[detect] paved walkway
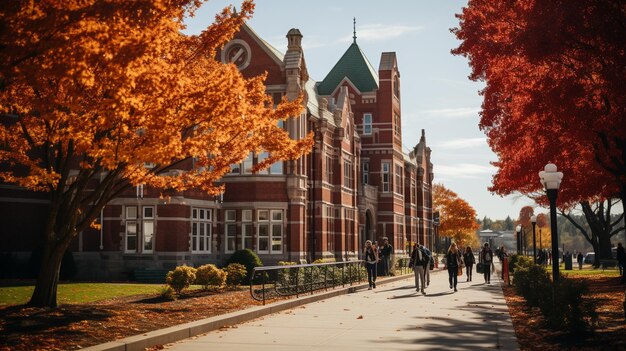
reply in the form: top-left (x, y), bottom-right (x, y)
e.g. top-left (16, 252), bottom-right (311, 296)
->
top-left (162, 263), bottom-right (518, 351)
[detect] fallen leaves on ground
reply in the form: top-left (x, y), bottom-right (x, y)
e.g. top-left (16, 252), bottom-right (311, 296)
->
top-left (0, 288), bottom-right (276, 351)
top-left (503, 275), bottom-right (626, 350)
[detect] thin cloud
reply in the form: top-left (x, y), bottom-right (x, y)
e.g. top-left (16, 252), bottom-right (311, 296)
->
top-left (338, 24), bottom-right (422, 43)
top-left (436, 163), bottom-right (494, 179)
top-left (420, 107), bottom-right (480, 118)
top-left (437, 137), bottom-right (487, 150)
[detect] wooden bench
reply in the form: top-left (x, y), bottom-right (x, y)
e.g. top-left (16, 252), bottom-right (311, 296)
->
top-left (133, 269), bottom-right (170, 283)
top-left (598, 259), bottom-right (619, 271)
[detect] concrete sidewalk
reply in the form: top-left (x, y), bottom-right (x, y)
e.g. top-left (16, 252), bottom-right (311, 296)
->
top-left (162, 265), bottom-right (518, 351)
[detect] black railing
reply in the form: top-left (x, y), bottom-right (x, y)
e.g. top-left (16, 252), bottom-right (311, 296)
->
top-left (250, 258), bottom-right (413, 305)
top-left (250, 261), bottom-right (365, 305)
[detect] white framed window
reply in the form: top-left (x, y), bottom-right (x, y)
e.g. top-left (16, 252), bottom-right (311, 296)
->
top-left (126, 206), bottom-right (138, 220)
top-left (343, 161), bottom-right (353, 188)
top-left (242, 210), bottom-right (253, 250)
top-left (396, 215), bottom-right (405, 237)
top-left (225, 210), bottom-right (236, 253)
top-left (191, 208), bottom-right (212, 253)
top-left (125, 221), bottom-right (137, 253)
top-left (362, 162), bottom-right (369, 184)
top-left (254, 152), bottom-right (284, 175)
top-left (363, 113), bottom-right (372, 135)
top-left (125, 205), bottom-right (154, 254)
top-left (395, 164), bottom-right (403, 195)
top-left (382, 162), bottom-right (390, 192)
top-left (394, 114), bottom-right (401, 138)
top-left (257, 210), bottom-right (283, 254)
top-left (142, 206), bottom-right (155, 253)
top-left (410, 177), bottom-right (416, 204)
top-left (243, 153), bottom-right (253, 174)
top-left (271, 210), bottom-right (283, 253)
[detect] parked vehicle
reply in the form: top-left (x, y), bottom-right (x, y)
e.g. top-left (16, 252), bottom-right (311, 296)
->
top-left (583, 252), bottom-right (595, 264)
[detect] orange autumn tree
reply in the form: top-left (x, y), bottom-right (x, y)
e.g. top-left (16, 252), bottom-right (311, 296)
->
top-left (433, 184), bottom-right (480, 248)
top-left (0, 0), bottom-right (312, 308)
top-left (452, 0), bottom-right (626, 262)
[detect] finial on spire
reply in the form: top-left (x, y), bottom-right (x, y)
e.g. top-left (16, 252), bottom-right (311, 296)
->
top-left (353, 17), bottom-right (357, 43)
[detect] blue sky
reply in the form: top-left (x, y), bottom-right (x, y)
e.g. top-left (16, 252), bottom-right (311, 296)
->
top-left (184, 0), bottom-right (537, 220)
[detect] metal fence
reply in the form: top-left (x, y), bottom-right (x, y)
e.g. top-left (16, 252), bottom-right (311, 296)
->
top-left (249, 258), bottom-right (413, 305)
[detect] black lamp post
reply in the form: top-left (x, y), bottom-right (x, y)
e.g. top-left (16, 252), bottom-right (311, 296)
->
top-left (516, 224), bottom-right (522, 255)
top-left (539, 163), bottom-right (563, 283)
top-left (531, 215), bottom-right (537, 264)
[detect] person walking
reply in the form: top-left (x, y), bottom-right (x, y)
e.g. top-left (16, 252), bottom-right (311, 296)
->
top-left (446, 243), bottom-right (462, 292)
top-left (577, 251), bottom-right (584, 270)
top-left (481, 243), bottom-right (494, 284)
top-left (463, 246), bottom-right (475, 282)
top-left (420, 244), bottom-right (433, 287)
top-left (380, 237), bottom-right (393, 276)
top-left (409, 243), bottom-right (428, 294)
top-left (616, 243), bottom-right (625, 282)
top-left (363, 240), bottom-right (379, 290)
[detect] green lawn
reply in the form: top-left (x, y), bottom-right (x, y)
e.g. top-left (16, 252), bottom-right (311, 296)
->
top-left (561, 268), bottom-right (621, 277)
top-left (0, 282), bottom-right (201, 306)
top-left (551, 262), bottom-right (621, 277)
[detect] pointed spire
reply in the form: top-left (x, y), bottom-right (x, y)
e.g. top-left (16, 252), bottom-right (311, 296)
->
top-left (353, 17), bottom-right (357, 43)
top-left (420, 129), bottom-right (426, 143)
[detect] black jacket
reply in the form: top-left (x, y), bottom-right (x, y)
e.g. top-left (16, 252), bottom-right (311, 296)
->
top-left (380, 243), bottom-right (393, 257)
top-left (617, 246), bottom-right (626, 263)
top-left (446, 251), bottom-right (461, 269)
top-left (463, 252), bottom-right (475, 265)
top-left (409, 247), bottom-right (428, 268)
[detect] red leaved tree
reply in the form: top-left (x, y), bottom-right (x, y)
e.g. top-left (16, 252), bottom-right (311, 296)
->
top-left (452, 0), bottom-right (626, 262)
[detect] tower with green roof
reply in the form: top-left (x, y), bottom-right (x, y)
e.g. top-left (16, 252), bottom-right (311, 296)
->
top-left (317, 19), bottom-right (412, 253)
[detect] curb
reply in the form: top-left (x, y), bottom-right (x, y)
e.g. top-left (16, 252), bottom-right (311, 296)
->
top-left (82, 273), bottom-right (414, 351)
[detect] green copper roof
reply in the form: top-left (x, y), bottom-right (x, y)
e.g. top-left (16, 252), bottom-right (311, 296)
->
top-left (317, 42), bottom-right (379, 95)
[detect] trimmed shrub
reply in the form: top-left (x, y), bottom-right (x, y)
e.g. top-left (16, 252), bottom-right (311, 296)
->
top-left (508, 254), bottom-right (533, 274)
top-left (166, 265), bottom-right (197, 293)
top-left (512, 264), bottom-right (551, 307)
top-left (538, 278), bottom-right (598, 332)
top-left (158, 285), bottom-right (177, 300)
top-left (195, 264), bottom-right (227, 290)
top-left (224, 263), bottom-right (248, 287)
top-left (226, 249), bottom-right (263, 282)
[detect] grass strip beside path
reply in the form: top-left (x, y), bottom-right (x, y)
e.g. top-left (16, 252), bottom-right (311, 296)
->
top-left (0, 283), bottom-right (202, 306)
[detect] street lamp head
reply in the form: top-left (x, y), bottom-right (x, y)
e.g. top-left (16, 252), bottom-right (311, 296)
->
top-left (530, 215), bottom-right (537, 224)
top-left (516, 224), bottom-right (522, 232)
top-left (538, 163), bottom-right (564, 190)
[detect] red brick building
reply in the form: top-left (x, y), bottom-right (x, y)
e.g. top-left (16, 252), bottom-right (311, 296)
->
top-left (0, 24), bottom-right (434, 280)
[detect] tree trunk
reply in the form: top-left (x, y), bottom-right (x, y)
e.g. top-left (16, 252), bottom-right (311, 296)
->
top-left (565, 200), bottom-right (618, 267)
top-left (28, 241), bottom-right (67, 308)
